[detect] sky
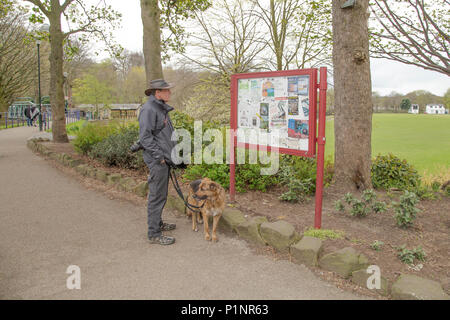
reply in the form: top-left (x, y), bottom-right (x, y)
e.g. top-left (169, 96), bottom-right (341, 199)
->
top-left (100, 0), bottom-right (449, 96)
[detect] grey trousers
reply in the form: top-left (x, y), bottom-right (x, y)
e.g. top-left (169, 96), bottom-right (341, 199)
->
top-left (146, 160), bottom-right (170, 238)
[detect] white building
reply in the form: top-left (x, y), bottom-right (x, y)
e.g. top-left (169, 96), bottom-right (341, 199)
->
top-left (408, 104), bottom-right (419, 114)
top-left (425, 104), bottom-right (446, 115)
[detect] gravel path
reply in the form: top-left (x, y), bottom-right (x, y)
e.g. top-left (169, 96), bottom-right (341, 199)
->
top-left (0, 126), bottom-right (367, 300)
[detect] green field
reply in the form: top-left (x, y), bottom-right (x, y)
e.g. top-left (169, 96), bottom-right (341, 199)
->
top-left (324, 114), bottom-right (450, 175)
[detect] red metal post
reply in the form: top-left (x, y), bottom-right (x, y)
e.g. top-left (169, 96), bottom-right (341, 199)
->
top-left (230, 76), bottom-right (237, 202)
top-left (314, 67), bottom-right (327, 229)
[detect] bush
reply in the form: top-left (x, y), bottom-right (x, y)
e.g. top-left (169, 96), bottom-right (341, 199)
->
top-left (278, 155), bottom-right (333, 203)
top-left (393, 190), bottom-right (420, 228)
top-left (89, 124), bottom-right (145, 170)
top-left (396, 245), bottom-right (426, 265)
top-left (72, 121), bottom-right (119, 155)
top-left (335, 189), bottom-right (387, 218)
top-left (371, 154), bottom-right (420, 191)
top-left (183, 161), bottom-right (279, 193)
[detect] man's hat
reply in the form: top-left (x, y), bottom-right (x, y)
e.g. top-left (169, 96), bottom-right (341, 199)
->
top-left (145, 79), bottom-right (174, 96)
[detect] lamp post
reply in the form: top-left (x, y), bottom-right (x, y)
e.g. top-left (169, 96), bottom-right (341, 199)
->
top-left (36, 23), bottom-right (50, 132)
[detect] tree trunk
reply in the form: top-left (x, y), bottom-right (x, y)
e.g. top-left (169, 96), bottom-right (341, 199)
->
top-left (140, 0), bottom-right (163, 86)
top-left (48, 5), bottom-right (68, 143)
top-left (332, 0), bottom-right (373, 190)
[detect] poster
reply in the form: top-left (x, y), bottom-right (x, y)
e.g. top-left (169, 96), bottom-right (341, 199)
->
top-left (236, 74), bottom-right (311, 152)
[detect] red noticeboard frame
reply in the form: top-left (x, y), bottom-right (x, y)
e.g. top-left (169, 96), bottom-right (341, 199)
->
top-left (229, 67), bottom-right (328, 229)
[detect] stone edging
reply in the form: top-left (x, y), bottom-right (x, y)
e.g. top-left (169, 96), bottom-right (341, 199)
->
top-left (27, 138), bottom-right (450, 301)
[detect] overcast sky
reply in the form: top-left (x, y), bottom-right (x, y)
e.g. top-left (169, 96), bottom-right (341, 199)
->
top-left (103, 0), bottom-right (449, 96)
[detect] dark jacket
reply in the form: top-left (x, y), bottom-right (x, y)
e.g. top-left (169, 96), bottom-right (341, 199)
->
top-left (24, 107), bottom-right (31, 119)
top-left (138, 95), bottom-right (176, 165)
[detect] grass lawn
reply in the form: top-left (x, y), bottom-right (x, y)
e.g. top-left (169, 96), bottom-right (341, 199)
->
top-left (324, 114), bottom-right (450, 176)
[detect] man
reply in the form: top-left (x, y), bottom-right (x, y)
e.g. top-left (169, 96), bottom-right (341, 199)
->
top-left (24, 106), bottom-right (32, 127)
top-left (139, 79), bottom-right (177, 245)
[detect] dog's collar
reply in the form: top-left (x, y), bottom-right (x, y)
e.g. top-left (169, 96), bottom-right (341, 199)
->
top-left (193, 194), bottom-right (208, 201)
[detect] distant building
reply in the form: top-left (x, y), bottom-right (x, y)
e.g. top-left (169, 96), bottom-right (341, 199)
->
top-left (425, 104), bottom-right (446, 115)
top-left (408, 104), bottom-right (419, 114)
top-left (109, 104), bottom-right (142, 120)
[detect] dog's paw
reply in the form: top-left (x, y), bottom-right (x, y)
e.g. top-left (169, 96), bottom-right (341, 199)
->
top-left (194, 227), bottom-right (198, 232)
top-left (204, 234), bottom-right (211, 241)
top-left (212, 236), bottom-right (218, 242)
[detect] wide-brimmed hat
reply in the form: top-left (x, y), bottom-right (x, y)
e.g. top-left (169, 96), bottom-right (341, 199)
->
top-left (145, 79), bottom-right (174, 96)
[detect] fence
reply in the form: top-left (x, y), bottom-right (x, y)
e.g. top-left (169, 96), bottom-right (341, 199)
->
top-left (1, 110), bottom-right (81, 131)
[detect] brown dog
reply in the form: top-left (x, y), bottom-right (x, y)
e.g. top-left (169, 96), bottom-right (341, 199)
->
top-left (185, 178), bottom-right (225, 242)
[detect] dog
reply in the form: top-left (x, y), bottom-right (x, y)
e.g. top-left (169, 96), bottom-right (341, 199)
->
top-left (185, 178), bottom-right (225, 242)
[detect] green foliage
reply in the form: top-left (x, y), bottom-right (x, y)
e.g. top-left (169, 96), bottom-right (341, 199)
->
top-left (72, 74), bottom-right (113, 106)
top-left (72, 121), bottom-right (119, 155)
top-left (371, 154), bottom-right (420, 191)
top-left (350, 199), bottom-right (371, 217)
top-left (183, 161), bottom-right (279, 193)
top-left (335, 200), bottom-right (345, 212)
top-left (65, 120), bottom-right (87, 135)
top-left (372, 201), bottom-right (387, 213)
top-left (396, 245), bottom-right (426, 265)
top-left (336, 189), bottom-right (387, 218)
top-left (159, 0), bottom-right (212, 59)
top-left (89, 124), bottom-right (145, 170)
top-left (370, 240), bottom-right (384, 251)
top-left (400, 98), bottom-right (411, 110)
top-left (278, 155), bottom-right (333, 203)
top-left (303, 228), bottom-right (345, 240)
top-left (393, 191), bottom-right (420, 228)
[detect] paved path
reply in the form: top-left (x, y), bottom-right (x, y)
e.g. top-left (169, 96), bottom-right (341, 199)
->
top-left (0, 126), bottom-right (365, 299)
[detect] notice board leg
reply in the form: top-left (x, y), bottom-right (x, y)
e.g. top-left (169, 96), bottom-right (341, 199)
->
top-left (314, 67), bottom-right (328, 229)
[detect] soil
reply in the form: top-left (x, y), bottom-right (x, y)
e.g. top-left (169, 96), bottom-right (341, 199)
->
top-left (41, 141), bottom-right (450, 299)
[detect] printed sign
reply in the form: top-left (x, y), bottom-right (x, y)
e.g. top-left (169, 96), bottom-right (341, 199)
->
top-left (235, 71), bottom-right (315, 154)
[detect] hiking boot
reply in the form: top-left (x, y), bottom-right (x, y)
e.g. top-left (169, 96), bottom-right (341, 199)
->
top-left (160, 222), bottom-right (176, 231)
top-left (148, 235), bottom-right (175, 245)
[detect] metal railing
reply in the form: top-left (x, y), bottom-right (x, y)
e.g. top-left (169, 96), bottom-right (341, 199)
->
top-left (0, 112), bottom-right (28, 129)
top-left (1, 110), bottom-right (81, 131)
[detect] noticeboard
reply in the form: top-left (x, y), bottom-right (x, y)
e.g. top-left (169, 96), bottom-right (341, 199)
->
top-left (231, 69), bottom-right (318, 157)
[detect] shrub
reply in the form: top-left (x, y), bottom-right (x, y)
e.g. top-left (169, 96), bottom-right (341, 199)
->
top-left (278, 155), bottom-right (333, 203)
top-left (371, 154), bottom-right (420, 191)
top-left (72, 121), bottom-right (119, 155)
top-left (393, 190), bottom-right (420, 228)
top-left (396, 245), bottom-right (426, 265)
top-left (89, 124), bottom-right (146, 170)
top-left (183, 162), bottom-right (279, 193)
top-left (372, 201), bottom-right (387, 213)
top-left (336, 189), bottom-right (387, 218)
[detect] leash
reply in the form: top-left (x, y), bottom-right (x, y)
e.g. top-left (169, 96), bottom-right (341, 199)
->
top-left (168, 166), bottom-right (206, 214)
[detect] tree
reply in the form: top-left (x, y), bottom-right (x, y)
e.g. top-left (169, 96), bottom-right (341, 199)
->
top-left (72, 74), bottom-right (112, 119)
top-left (251, 0), bottom-right (332, 70)
top-left (332, 0), bottom-right (373, 190)
top-left (0, 8), bottom-right (36, 110)
top-left (23, 0), bottom-right (121, 143)
top-left (140, 0), bottom-right (210, 86)
top-left (444, 88), bottom-right (450, 109)
top-left (400, 98), bottom-right (411, 110)
top-left (370, 0), bottom-right (450, 76)
top-left (140, 0), bottom-right (163, 83)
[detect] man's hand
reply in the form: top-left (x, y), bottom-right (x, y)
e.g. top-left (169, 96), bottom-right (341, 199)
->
top-left (160, 159), bottom-right (166, 165)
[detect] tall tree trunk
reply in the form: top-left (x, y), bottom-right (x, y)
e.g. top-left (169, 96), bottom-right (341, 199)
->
top-left (332, 0), bottom-right (373, 190)
top-left (48, 4), bottom-right (68, 143)
top-left (141, 0), bottom-right (163, 86)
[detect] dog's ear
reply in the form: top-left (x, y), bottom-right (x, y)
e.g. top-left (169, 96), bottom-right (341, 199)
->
top-left (209, 183), bottom-right (217, 191)
top-left (190, 179), bottom-right (202, 193)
